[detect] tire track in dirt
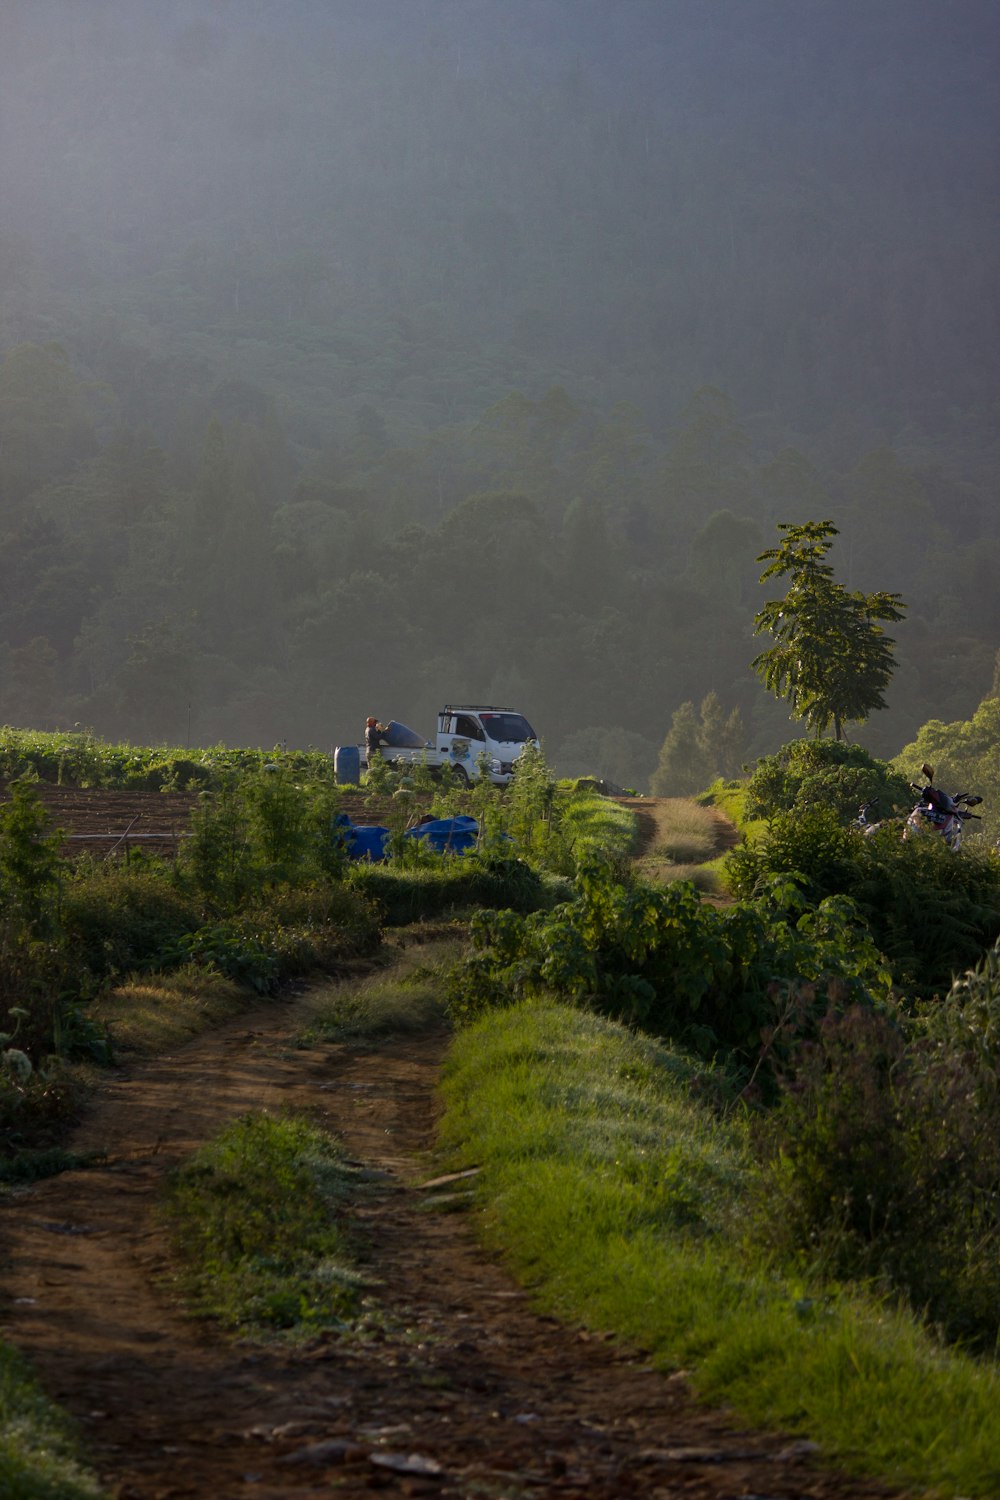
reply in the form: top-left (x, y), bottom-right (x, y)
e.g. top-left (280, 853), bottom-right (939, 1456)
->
top-left (0, 993), bottom-right (908, 1499)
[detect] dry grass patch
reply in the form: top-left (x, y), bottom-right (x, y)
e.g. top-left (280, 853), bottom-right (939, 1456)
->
top-left (91, 966), bottom-right (247, 1056)
top-left (634, 800), bottom-right (732, 889)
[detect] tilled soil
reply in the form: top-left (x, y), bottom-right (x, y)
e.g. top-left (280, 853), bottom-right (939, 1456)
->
top-left (0, 781), bottom-right (407, 860)
top-left (0, 993), bottom-right (911, 1500)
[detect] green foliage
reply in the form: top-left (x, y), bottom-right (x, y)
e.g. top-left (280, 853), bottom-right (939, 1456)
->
top-left (727, 805), bottom-right (861, 903)
top-left (173, 887), bottom-right (381, 994)
top-left (728, 807), bottom-right (1000, 995)
top-left (504, 743), bottom-right (571, 870)
top-left (178, 770), bottom-right (346, 904)
top-left (895, 693), bottom-right (1000, 811)
top-left (450, 859), bottom-right (890, 1069)
top-left (743, 737), bottom-right (912, 824)
top-left (163, 1111), bottom-right (364, 1333)
top-left (0, 727), bottom-right (338, 791)
top-left (60, 869), bottom-right (203, 981)
top-left (755, 950), bottom-right (1000, 1350)
top-left (0, 1145), bottom-right (104, 1185)
top-left (0, 779), bottom-right (64, 937)
top-left (752, 521), bottom-right (905, 739)
top-left (348, 850), bottom-right (553, 926)
top-left (0, 784), bottom-right (112, 1068)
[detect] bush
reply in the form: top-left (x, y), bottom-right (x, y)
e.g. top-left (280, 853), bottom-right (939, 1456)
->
top-left (744, 739), bottom-right (911, 825)
top-left (349, 850), bottom-right (551, 925)
top-left (178, 771), bottom-right (347, 902)
top-left (61, 869), bottom-right (204, 980)
top-left (754, 948), bottom-right (1000, 1350)
top-left (175, 886), bottom-right (381, 993)
top-left (450, 859), bottom-right (891, 1070)
top-left (728, 808), bottom-right (1000, 995)
top-left (163, 1112), bottom-right (364, 1332)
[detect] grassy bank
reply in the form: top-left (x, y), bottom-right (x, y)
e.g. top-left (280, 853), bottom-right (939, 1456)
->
top-left (0, 1343), bottom-right (101, 1499)
top-left (439, 1000), bottom-right (1000, 1498)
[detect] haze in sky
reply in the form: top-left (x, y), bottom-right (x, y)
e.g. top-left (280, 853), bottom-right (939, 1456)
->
top-left (0, 1), bottom-right (997, 775)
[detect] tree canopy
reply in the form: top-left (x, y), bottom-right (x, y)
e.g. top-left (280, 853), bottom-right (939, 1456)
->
top-left (752, 521), bottom-right (906, 740)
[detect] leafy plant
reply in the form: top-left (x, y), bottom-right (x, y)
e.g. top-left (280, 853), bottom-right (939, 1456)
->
top-left (743, 738), bottom-right (911, 824)
top-left (752, 520), bottom-right (905, 740)
top-left (60, 868), bottom-right (203, 980)
top-left (754, 952), bottom-right (1000, 1351)
top-left (0, 780), bottom-right (65, 937)
top-left (450, 858), bottom-right (890, 1069)
top-left (728, 806), bottom-right (1000, 995)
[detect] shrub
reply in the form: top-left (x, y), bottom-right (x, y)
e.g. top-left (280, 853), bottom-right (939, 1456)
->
top-left (349, 850), bottom-right (551, 925)
top-left (61, 869), bottom-right (203, 980)
top-left (727, 806), bottom-right (861, 904)
top-left (163, 1112), bottom-right (364, 1332)
top-left (754, 949), bottom-right (1000, 1350)
top-left (728, 808), bottom-right (1000, 995)
top-left (178, 772), bottom-right (348, 902)
top-left (450, 859), bottom-right (890, 1070)
top-left (744, 739), bottom-right (911, 825)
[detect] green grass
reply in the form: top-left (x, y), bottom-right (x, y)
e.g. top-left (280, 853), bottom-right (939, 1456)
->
top-left (438, 1000), bottom-right (1000, 1497)
top-left (701, 777), bottom-right (768, 844)
top-left (561, 791), bottom-right (638, 862)
top-left (298, 934), bottom-right (460, 1043)
top-left (0, 1343), bottom-right (103, 1499)
top-left (162, 1111), bottom-right (366, 1336)
top-left (650, 860), bottom-right (722, 892)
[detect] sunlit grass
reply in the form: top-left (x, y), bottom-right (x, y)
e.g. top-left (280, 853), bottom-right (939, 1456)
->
top-left (91, 965), bottom-right (247, 1055)
top-left (162, 1111), bottom-right (365, 1336)
top-left (0, 1343), bottom-right (103, 1499)
top-left (702, 777), bottom-right (768, 844)
top-left (439, 1000), bottom-right (1000, 1497)
top-left (298, 934), bottom-right (460, 1043)
top-left (561, 791), bottom-right (638, 861)
top-left (647, 860), bottom-right (722, 892)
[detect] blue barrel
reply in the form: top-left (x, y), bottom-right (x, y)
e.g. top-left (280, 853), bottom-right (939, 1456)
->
top-left (334, 744), bottom-right (361, 785)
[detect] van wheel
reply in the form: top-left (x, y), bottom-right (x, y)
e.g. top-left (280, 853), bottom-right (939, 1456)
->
top-left (451, 765), bottom-right (469, 786)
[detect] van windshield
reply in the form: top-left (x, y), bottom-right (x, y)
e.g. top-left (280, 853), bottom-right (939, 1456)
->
top-left (479, 713), bottom-right (535, 744)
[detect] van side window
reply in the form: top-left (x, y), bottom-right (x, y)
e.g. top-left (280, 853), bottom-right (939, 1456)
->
top-left (455, 715), bottom-right (484, 740)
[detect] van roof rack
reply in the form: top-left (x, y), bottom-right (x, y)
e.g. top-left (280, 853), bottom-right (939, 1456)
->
top-left (442, 704), bottom-right (515, 713)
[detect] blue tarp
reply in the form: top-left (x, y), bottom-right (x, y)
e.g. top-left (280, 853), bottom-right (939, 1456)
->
top-left (334, 813), bottom-right (478, 861)
top-left (406, 815), bottom-right (479, 853)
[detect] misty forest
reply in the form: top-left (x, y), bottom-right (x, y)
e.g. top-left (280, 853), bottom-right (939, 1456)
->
top-left (1, 0), bottom-right (998, 784)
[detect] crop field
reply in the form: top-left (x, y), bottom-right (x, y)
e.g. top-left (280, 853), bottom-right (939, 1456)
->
top-left (0, 782), bottom-right (412, 859)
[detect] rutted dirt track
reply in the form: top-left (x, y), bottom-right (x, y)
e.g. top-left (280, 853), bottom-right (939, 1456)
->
top-left (0, 992), bottom-right (909, 1499)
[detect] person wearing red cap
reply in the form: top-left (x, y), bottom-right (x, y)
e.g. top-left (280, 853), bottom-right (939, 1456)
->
top-left (365, 716), bottom-right (389, 758)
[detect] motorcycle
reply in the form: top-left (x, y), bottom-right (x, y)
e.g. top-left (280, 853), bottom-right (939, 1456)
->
top-left (852, 797), bottom-right (888, 837)
top-left (902, 763), bottom-right (983, 851)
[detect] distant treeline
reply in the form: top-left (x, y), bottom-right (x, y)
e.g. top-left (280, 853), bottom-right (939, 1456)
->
top-left (1, 2), bottom-right (997, 782)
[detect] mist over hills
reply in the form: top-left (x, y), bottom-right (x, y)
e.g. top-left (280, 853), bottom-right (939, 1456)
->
top-left (1, 0), bottom-right (997, 781)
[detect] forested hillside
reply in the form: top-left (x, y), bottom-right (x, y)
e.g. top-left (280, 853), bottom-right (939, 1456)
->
top-left (1, 0), bottom-right (997, 781)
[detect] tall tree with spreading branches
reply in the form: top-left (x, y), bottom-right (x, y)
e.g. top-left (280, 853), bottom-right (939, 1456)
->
top-left (752, 520), bottom-right (905, 740)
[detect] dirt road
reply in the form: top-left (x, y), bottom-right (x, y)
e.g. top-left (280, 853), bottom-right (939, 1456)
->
top-left (0, 985), bottom-right (909, 1500)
